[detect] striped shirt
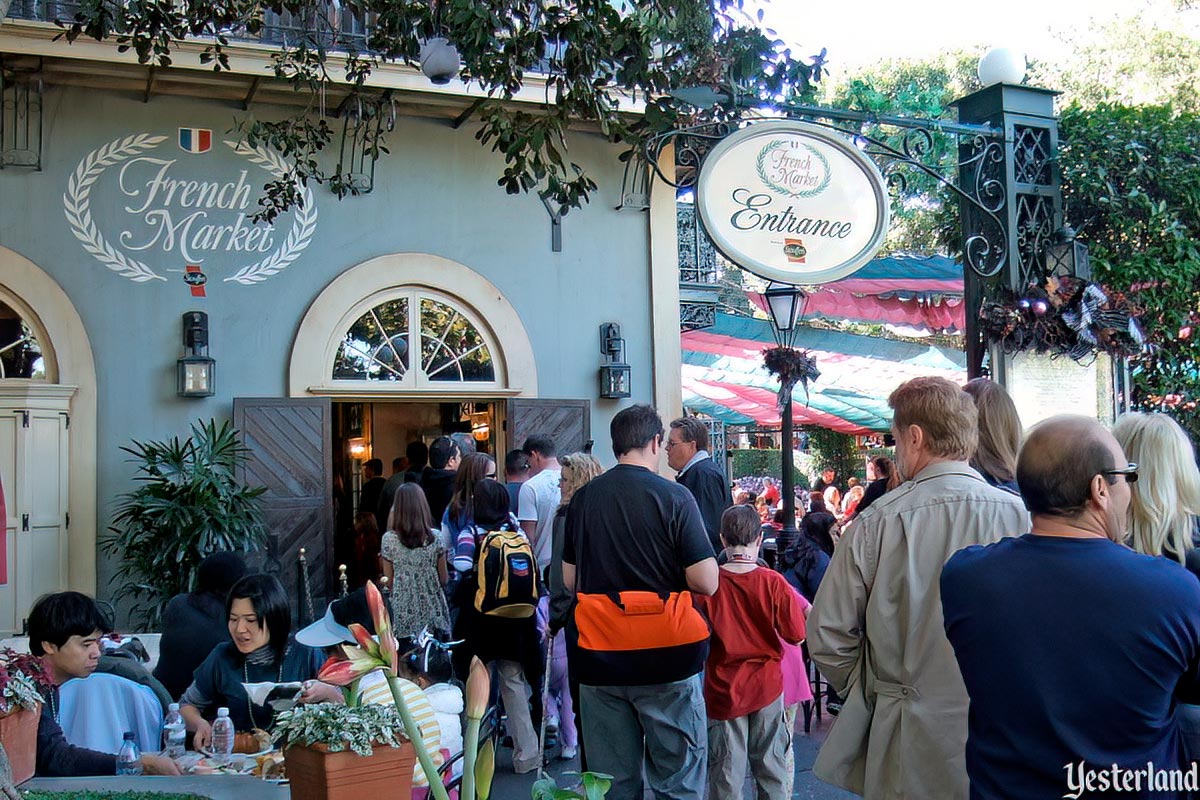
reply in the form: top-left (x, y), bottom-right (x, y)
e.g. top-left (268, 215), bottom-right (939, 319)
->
top-left (355, 669), bottom-right (444, 787)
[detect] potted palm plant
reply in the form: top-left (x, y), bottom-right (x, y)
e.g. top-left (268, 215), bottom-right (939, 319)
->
top-left (103, 419), bottom-right (267, 627)
top-left (0, 648), bottom-right (53, 783)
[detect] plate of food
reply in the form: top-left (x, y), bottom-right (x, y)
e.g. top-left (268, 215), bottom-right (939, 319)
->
top-left (196, 729), bottom-right (274, 759)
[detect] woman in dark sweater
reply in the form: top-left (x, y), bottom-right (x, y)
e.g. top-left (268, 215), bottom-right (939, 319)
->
top-left (800, 493), bottom-right (838, 557)
top-left (180, 574), bottom-right (323, 749)
top-left (153, 551), bottom-right (247, 700)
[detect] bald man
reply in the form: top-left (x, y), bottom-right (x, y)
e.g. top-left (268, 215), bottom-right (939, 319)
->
top-left (942, 415), bottom-right (1200, 800)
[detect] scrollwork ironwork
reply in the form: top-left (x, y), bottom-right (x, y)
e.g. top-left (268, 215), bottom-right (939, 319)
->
top-left (680, 301), bottom-right (717, 331)
top-left (641, 111), bottom-right (1009, 280)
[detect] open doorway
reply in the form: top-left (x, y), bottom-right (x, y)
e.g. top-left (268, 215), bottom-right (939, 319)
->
top-left (331, 399), bottom-right (503, 587)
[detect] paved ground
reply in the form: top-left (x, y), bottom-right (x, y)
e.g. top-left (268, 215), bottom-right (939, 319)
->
top-left (490, 706), bottom-right (858, 799)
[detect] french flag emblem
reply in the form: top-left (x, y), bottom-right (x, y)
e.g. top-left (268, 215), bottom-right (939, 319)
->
top-left (178, 128), bottom-right (212, 154)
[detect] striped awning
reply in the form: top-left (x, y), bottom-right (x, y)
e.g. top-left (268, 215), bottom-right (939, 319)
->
top-left (749, 254), bottom-right (966, 333)
top-left (682, 313), bottom-right (967, 433)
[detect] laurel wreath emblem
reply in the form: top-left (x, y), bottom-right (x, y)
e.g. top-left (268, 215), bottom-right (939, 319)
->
top-left (63, 134), bottom-right (170, 282)
top-left (222, 140), bottom-right (318, 285)
top-left (756, 139), bottom-right (832, 199)
top-left (62, 134), bottom-right (317, 286)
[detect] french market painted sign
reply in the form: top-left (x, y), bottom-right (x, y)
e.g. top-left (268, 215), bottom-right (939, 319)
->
top-left (63, 130), bottom-right (317, 287)
top-left (696, 121), bottom-right (889, 285)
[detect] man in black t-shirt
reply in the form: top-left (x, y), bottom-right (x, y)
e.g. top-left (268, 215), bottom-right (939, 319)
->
top-left (562, 405), bottom-right (717, 800)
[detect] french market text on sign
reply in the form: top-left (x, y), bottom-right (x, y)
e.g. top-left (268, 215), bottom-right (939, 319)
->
top-left (63, 131), bottom-right (317, 285)
top-left (696, 121), bottom-right (888, 285)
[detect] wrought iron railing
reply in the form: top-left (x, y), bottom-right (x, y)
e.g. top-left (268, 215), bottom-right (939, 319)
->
top-left (5, 0), bottom-right (560, 69)
top-left (6, 0), bottom-right (374, 50)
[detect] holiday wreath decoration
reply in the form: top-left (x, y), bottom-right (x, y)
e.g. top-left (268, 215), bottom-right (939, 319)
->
top-left (979, 276), bottom-right (1145, 362)
top-left (762, 346), bottom-right (821, 410)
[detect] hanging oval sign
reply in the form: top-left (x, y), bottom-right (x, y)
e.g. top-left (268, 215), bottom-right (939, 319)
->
top-left (696, 121), bottom-right (889, 285)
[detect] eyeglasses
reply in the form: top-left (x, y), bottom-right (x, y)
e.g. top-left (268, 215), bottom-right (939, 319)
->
top-left (1101, 462), bottom-right (1139, 483)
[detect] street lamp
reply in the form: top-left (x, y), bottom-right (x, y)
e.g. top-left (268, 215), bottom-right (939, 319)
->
top-left (765, 282), bottom-right (805, 560)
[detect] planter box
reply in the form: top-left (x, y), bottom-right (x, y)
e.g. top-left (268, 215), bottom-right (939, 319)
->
top-left (285, 741), bottom-right (416, 800)
top-left (0, 704), bottom-right (40, 784)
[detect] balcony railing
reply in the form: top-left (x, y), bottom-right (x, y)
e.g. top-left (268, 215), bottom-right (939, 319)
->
top-left (5, 0), bottom-right (560, 71)
top-left (7, 0), bottom-right (376, 50)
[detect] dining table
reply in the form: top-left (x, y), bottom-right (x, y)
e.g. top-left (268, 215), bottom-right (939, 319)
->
top-left (21, 774), bottom-right (291, 799)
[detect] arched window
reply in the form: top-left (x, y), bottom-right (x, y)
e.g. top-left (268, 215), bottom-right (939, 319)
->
top-left (331, 289), bottom-right (499, 388)
top-left (0, 297), bottom-right (47, 379)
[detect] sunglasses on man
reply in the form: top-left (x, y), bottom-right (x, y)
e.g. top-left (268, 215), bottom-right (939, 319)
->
top-left (1100, 462), bottom-right (1138, 483)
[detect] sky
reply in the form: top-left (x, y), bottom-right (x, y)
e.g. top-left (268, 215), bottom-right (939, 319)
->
top-left (761, 0), bottom-right (1198, 75)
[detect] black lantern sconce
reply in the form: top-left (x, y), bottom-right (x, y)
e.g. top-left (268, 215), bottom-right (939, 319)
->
top-left (176, 311), bottom-right (215, 398)
top-left (598, 322), bottom-right (631, 399)
top-left (1043, 225), bottom-right (1091, 281)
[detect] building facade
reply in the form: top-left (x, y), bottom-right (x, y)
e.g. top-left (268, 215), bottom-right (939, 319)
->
top-left (0, 20), bottom-right (683, 628)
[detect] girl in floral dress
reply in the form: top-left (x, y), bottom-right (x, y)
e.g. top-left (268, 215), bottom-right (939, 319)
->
top-left (380, 484), bottom-right (451, 640)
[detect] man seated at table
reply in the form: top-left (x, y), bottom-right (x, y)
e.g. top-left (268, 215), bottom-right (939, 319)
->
top-left (28, 591), bottom-right (180, 777)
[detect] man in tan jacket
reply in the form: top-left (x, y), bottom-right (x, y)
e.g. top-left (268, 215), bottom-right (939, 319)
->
top-left (808, 376), bottom-right (1029, 799)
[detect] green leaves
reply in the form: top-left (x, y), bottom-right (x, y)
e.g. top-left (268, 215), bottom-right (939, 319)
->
top-left (272, 702), bottom-right (408, 756)
top-left (102, 419), bottom-right (267, 627)
top-left (1059, 102), bottom-right (1200, 438)
top-left (55, 0), bottom-right (823, 218)
top-left (531, 772), bottom-right (615, 800)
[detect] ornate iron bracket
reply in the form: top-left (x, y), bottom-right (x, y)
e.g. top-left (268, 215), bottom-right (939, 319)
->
top-left (641, 111), bottom-right (1008, 280)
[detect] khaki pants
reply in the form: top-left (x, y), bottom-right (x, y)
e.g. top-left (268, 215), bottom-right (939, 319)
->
top-left (495, 659), bottom-right (540, 773)
top-left (781, 703), bottom-right (798, 798)
top-left (707, 694), bottom-right (790, 799)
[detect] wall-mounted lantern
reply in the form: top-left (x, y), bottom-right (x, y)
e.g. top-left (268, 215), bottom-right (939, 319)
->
top-left (599, 322), bottom-right (631, 399)
top-left (347, 437), bottom-right (368, 458)
top-left (176, 311), bottom-right (215, 398)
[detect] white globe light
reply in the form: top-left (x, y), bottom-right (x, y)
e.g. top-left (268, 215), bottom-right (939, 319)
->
top-left (419, 38), bottom-right (461, 85)
top-left (978, 47), bottom-right (1026, 87)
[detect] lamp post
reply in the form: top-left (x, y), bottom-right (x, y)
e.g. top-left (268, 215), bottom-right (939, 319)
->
top-left (764, 282), bottom-right (805, 560)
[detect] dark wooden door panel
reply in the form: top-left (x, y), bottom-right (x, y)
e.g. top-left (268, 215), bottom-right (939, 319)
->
top-left (234, 397), bottom-right (332, 624)
top-left (505, 398), bottom-right (591, 457)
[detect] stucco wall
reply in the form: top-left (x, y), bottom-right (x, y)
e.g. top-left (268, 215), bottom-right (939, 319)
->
top-left (0, 86), bottom-right (655, 610)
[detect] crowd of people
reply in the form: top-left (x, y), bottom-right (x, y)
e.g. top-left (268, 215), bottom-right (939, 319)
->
top-left (9, 375), bottom-right (1200, 800)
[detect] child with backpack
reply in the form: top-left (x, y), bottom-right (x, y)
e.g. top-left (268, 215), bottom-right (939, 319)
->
top-left (695, 504), bottom-right (807, 798)
top-left (451, 478), bottom-right (545, 775)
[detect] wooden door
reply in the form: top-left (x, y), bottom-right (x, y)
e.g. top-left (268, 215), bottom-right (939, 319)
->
top-left (233, 397), bottom-right (333, 625)
top-left (0, 399), bottom-right (69, 635)
top-left (505, 399), bottom-right (591, 457)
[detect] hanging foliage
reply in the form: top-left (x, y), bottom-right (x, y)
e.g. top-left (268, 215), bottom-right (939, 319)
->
top-left (55, 0), bottom-right (825, 222)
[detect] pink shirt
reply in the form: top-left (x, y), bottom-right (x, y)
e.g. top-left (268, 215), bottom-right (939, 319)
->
top-left (781, 591), bottom-right (813, 706)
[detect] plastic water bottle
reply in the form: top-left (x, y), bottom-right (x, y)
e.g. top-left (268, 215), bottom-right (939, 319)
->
top-left (210, 707), bottom-right (235, 766)
top-left (163, 702), bottom-right (186, 758)
top-left (116, 731), bottom-right (143, 775)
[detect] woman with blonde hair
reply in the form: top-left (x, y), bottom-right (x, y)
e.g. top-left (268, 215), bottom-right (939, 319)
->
top-left (549, 452), bottom-right (604, 626)
top-left (963, 378), bottom-right (1022, 494)
top-left (1112, 412), bottom-right (1200, 570)
top-left (545, 452), bottom-right (603, 765)
top-left (1113, 411), bottom-right (1200, 760)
